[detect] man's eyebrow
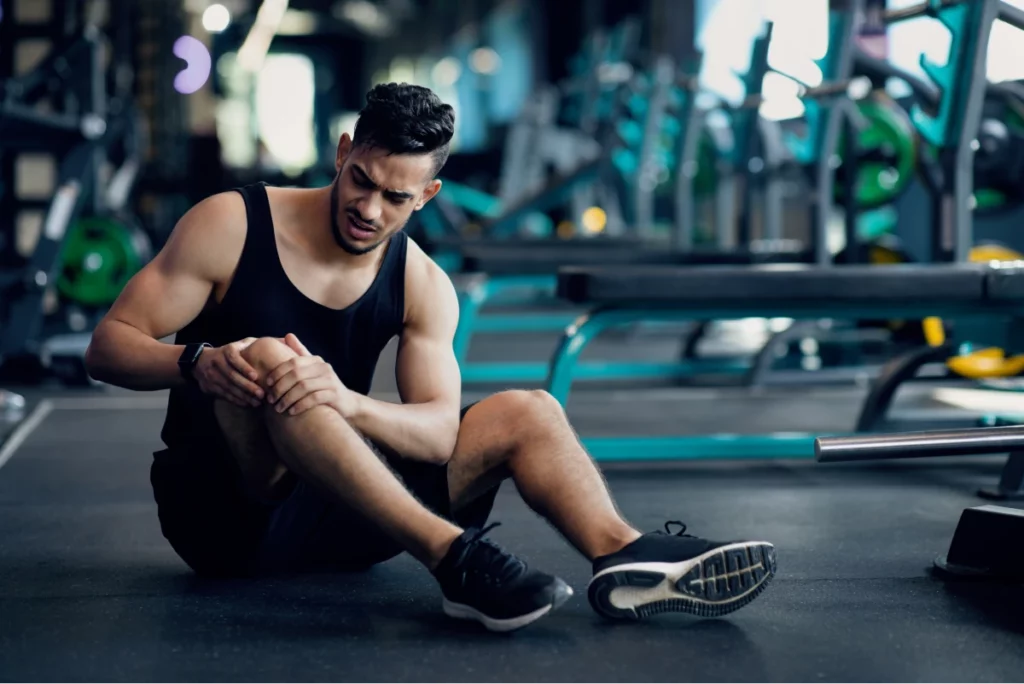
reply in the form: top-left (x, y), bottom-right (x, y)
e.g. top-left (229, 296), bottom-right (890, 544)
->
top-left (353, 164), bottom-right (415, 200)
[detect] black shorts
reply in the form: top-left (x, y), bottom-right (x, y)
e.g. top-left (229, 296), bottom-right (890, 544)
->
top-left (150, 405), bottom-right (497, 577)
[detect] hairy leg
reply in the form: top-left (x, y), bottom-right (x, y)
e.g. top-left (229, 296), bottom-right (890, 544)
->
top-left (448, 390), bottom-right (641, 560)
top-left (214, 337), bottom-right (462, 568)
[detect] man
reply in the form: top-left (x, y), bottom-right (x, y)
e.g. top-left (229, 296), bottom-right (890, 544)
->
top-left (85, 83), bottom-right (776, 632)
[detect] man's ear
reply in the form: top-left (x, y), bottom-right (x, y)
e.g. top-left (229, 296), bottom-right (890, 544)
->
top-left (335, 133), bottom-right (353, 174)
top-left (415, 179), bottom-right (442, 210)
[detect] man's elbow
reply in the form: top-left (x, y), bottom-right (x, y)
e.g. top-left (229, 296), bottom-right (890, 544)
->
top-left (83, 327), bottom-right (107, 381)
top-left (429, 415), bottom-right (461, 465)
top-left (84, 320), bottom-right (119, 383)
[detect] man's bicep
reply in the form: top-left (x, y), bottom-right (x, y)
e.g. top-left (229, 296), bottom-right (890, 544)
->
top-left (395, 268), bottom-right (461, 406)
top-left (395, 330), bottom-right (461, 406)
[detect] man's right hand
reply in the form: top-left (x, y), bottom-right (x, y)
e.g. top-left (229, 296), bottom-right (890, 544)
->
top-left (193, 338), bottom-right (265, 407)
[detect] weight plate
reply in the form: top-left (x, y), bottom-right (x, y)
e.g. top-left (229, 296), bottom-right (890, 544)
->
top-left (57, 215), bottom-right (151, 307)
top-left (973, 92), bottom-right (1024, 214)
top-left (835, 97), bottom-right (917, 209)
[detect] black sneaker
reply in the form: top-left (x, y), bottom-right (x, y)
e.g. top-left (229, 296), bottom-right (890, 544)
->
top-left (588, 521), bottom-right (776, 620)
top-left (433, 523), bottom-right (573, 632)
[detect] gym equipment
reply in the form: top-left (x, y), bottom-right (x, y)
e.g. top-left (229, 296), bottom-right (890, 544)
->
top-left (538, 0), bottom-right (1024, 455)
top-left (835, 95), bottom-right (919, 210)
top-left (936, 505), bottom-right (1024, 580)
top-left (548, 262), bottom-right (1024, 460)
top-left (56, 215), bottom-right (151, 307)
top-left (0, 18), bottom-right (146, 381)
top-left (816, 421), bottom-right (1024, 500)
top-left (866, 243), bottom-right (1024, 391)
top-left (417, 17), bottom-right (642, 244)
top-left (816, 426), bottom-right (1024, 576)
top-left (448, 38), bottom-right (834, 385)
top-left (972, 82), bottom-right (1024, 213)
top-left (453, 241), bottom-right (806, 383)
top-left (815, 422), bottom-right (1024, 461)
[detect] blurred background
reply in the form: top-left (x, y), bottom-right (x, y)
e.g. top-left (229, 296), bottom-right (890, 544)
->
top-left (4, 0), bottom-right (1024, 387)
top-left (5, 0), bottom-right (1024, 247)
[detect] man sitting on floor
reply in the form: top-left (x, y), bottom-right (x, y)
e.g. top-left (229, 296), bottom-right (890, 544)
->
top-left (84, 82), bottom-right (776, 632)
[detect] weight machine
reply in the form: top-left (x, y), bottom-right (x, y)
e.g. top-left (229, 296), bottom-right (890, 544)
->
top-left (416, 17), bottom-right (643, 244)
top-left (0, 18), bottom-right (146, 383)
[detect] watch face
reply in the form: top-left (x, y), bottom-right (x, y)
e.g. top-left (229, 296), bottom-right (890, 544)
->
top-left (180, 344), bottom-right (203, 369)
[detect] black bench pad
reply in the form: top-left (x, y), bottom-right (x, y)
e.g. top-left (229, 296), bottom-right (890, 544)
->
top-left (458, 244), bottom-right (811, 275)
top-left (557, 264), bottom-right (1001, 304)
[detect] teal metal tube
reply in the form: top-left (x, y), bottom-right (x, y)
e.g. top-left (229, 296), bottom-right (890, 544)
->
top-left (453, 275), bottom-right (559, 363)
top-left (547, 309), bottom-right (702, 403)
top-left (581, 434), bottom-right (822, 461)
top-left (471, 313), bottom-right (579, 333)
top-left (461, 358), bottom-right (749, 384)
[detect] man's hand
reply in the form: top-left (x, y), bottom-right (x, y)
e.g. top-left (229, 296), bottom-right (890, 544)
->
top-left (193, 337), bottom-right (265, 407)
top-left (265, 334), bottom-right (357, 417)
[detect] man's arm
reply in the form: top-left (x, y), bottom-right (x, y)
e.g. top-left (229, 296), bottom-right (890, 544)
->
top-left (84, 192), bottom-right (247, 390)
top-left (345, 248), bottom-right (462, 464)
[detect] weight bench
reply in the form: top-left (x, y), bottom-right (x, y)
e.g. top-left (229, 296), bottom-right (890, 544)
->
top-left (550, 262), bottom-right (1024, 461)
top-left (452, 241), bottom-right (810, 383)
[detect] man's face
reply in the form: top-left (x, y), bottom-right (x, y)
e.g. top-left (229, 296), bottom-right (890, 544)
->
top-left (331, 133), bottom-right (441, 255)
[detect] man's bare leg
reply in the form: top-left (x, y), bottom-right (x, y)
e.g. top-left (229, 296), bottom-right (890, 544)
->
top-left (447, 390), bottom-right (641, 561)
top-left (215, 336), bottom-right (462, 568)
top-left (213, 339), bottom-right (572, 631)
top-left (447, 390), bottom-right (777, 621)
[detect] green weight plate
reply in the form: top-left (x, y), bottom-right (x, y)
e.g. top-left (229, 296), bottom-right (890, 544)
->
top-left (57, 215), bottom-right (150, 307)
top-left (835, 98), bottom-right (917, 209)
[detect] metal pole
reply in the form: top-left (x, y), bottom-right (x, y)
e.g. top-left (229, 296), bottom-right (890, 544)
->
top-left (815, 424), bottom-right (1024, 462)
top-left (950, 0), bottom-right (1000, 263)
top-left (997, 1), bottom-right (1024, 30)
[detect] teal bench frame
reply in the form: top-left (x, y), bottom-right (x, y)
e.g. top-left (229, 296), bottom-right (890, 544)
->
top-left (546, 300), bottom-right (1024, 462)
top-left (454, 274), bottom-right (749, 383)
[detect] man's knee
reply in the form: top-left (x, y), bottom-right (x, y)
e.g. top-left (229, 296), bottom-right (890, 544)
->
top-left (493, 389), bottom-right (562, 419)
top-left (473, 389), bottom-right (564, 438)
top-left (242, 337), bottom-right (296, 377)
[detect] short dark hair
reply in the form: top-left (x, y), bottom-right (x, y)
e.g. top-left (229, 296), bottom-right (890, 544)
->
top-left (352, 83), bottom-right (455, 178)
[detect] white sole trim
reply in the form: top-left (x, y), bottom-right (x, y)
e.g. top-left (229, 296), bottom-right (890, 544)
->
top-left (442, 599), bottom-right (554, 632)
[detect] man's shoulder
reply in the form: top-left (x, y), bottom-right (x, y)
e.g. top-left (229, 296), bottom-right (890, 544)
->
top-left (403, 236), bottom-right (450, 285)
top-left (164, 191), bottom-right (249, 275)
top-left (185, 190), bottom-right (247, 230)
top-left (402, 236), bottom-right (458, 320)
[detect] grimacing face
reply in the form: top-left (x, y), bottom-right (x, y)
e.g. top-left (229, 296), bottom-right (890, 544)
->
top-left (331, 133), bottom-right (441, 255)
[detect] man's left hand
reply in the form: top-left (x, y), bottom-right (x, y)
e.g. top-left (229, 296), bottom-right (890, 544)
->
top-left (265, 333), bottom-right (357, 418)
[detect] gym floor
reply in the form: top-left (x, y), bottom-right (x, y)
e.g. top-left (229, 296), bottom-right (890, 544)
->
top-left (2, 337), bottom-right (1023, 682)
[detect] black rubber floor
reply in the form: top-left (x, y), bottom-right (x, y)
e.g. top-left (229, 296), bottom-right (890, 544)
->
top-left (2, 394), bottom-right (1024, 682)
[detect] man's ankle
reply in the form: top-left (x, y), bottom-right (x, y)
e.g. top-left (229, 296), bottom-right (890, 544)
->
top-left (424, 526), bottom-right (465, 572)
top-left (588, 527), bottom-right (643, 562)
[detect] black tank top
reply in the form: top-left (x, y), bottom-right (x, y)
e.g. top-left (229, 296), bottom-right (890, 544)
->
top-left (160, 182), bottom-right (408, 451)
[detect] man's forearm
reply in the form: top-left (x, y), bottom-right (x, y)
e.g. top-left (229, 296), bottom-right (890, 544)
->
top-left (85, 320), bottom-right (187, 391)
top-left (345, 394), bottom-right (459, 464)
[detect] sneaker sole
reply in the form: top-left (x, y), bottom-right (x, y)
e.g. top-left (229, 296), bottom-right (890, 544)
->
top-left (442, 581), bottom-right (574, 633)
top-left (587, 542), bottom-right (776, 620)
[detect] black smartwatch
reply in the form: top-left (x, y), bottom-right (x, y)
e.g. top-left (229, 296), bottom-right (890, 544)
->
top-left (178, 342), bottom-right (211, 382)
